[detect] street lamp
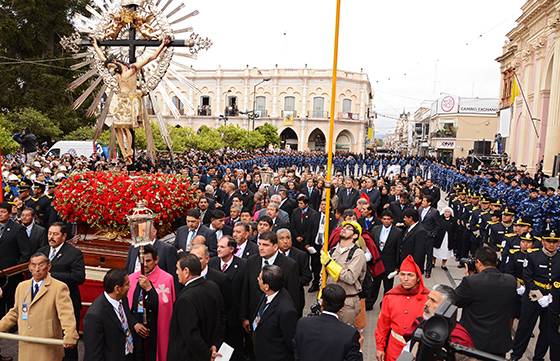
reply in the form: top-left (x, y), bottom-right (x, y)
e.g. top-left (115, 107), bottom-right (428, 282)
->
top-left (250, 77), bottom-right (271, 130)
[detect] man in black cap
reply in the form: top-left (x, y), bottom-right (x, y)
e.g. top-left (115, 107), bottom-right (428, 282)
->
top-left (487, 207), bottom-right (514, 251)
top-left (500, 217), bottom-right (532, 267)
top-left (30, 182), bottom-right (51, 226)
top-left (511, 231), bottom-right (559, 361)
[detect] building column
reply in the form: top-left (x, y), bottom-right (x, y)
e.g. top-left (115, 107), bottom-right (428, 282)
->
top-left (543, 41), bottom-right (560, 175)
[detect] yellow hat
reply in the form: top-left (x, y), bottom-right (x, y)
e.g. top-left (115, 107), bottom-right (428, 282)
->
top-left (340, 221), bottom-right (362, 236)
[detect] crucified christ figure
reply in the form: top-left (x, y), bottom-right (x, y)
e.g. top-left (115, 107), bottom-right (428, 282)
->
top-left (92, 36), bottom-right (171, 164)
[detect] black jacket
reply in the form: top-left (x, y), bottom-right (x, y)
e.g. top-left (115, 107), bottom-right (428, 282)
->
top-left (83, 295), bottom-right (137, 361)
top-left (388, 201), bottom-right (412, 225)
top-left (295, 313), bottom-right (362, 361)
top-left (419, 206), bottom-right (440, 239)
top-left (336, 188), bottom-right (360, 211)
top-left (286, 247), bottom-right (312, 316)
top-left (253, 289), bottom-right (298, 361)
top-left (175, 224), bottom-right (218, 256)
top-left (168, 277), bottom-right (225, 361)
top-left (28, 223), bottom-right (48, 254)
top-left (241, 253), bottom-right (300, 321)
top-left (435, 216), bottom-right (457, 249)
top-left (371, 225), bottom-right (403, 273)
top-left (455, 268), bottom-right (517, 355)
top-left (399, 223), bottom-right (428, 272)
top-left (239, 240), bottom-right (259, 259)
top-left (0, 219), bottom-right (31, 269)
top-left (290, 207), bottom-right (318, 249)
top-left (125, 239), bottom-right (178, 278)
top-left (38, 242), bottom-right (85, 321)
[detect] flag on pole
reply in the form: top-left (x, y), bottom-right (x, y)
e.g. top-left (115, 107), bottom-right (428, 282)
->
top-left (510, 76), bottom-right (520, 103)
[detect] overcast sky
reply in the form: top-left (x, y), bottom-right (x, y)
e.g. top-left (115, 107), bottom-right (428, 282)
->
top-left (188, 0), bottom-right (525, 136)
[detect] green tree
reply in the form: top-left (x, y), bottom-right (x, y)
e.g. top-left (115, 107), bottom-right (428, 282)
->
top-left (0, 0), bottom-right (92, 136)
top-left (0, 125), bottom-right (20, 154)
top-left (0, 108), bottom-right (62, 141)
top-left (256, 122), bottom-right (280, 147)
top-left (64, 125), bottom-right (110, 144)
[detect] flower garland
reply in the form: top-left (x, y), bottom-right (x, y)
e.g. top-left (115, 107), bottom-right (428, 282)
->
top-left (53, 171), bottom-right (196, 232)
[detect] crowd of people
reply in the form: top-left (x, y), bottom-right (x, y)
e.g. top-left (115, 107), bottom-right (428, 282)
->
top-left (0, 147), bottom-right (558, 361)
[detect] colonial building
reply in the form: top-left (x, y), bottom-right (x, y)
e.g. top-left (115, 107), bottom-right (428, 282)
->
top-left (150, 66), bottom-right (374, 153)
top-left (496, 0), bottom-right (560, 174)
top-left (408, 95), bottom-right (499, 163)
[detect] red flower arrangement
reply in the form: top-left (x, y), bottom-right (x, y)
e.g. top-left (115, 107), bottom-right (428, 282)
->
top-left (53, 171), bottom-right (196, 233)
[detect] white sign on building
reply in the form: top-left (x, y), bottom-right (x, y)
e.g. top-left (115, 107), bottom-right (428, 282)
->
top-left (458, 98), bottom-right (499, 114)
top-left (434, 139), bottom-right (456, 149)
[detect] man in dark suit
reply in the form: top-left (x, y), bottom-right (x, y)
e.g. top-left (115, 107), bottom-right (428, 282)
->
top-left (20, 207), bottom-right (47, 254)
top-left (168, 254), bottom-right (224, 361)
top-left (455, 246), bottom-right (517, 356)
top-left (307, 199), bottom-right (336, 292)
top-left (196, 196), bottom-right (213, 225)
top-left (388, 192), bottom-right (412, 226)
top-left (368, 211), bottom-right (402, 310)
top-left (0, 202), bottom-right (31, 315)
top-left (278, 189), bottom-right (296, 215)
top-left (418, 195), bottom-right (440, 277)
top-left (208, 209), bottom-right (233, 242)
top-left (290, 195), bottom-right (318, 250)
top-left (423, 179), bottom-right (441, 206)
top-left (277, 228), bottom-right (311, 317)
top-left (232, 181), bottom-right (254, 213)
top-left (124, 225), bottom-right (177, 278)
top-left (209, 235), bottom-right (247, 361)
top-left (399, 208), bottom-right (428, 273)
top-left (361, 177), bottom-right (381, 212)
top-left (174, 208), bottom-right (218, 256)
top-left (336, 177), bottom-right (360, 212)
top-left (357, 204), bottom-right (379, 234)
top-left (83, 269), bottom-right (140, 361)
top-left (252, 265), bottom-right (298, 361)
top-left (241, 232), bottom-right (300, 336)
top-left (232, 222), bottom-right (259, 259)
top-left (295, 284), bottom-right (362, 361)
top-left (302, 178), bottom-right (321, 211)
top-left (38, 222), bottom-right (85, 361)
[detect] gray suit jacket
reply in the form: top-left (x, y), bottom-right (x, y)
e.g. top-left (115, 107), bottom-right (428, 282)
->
top-left (175, 224), bottom-right (218, 256)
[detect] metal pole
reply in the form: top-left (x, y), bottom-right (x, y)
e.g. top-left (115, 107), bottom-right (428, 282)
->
top-left (320, 0), bottom-right (342, 292)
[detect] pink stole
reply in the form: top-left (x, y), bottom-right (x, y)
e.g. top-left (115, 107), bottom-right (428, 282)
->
top-left (128, 266), bottom-right (176, 361)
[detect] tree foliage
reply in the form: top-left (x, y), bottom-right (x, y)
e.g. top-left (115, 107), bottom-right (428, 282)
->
top-left (0, 125), bottom-right (20, 154)
top-left (0, 108), bottom-right (63, 141)
top-left (256, 123), bottom-right (281, 147)
top-left (0, 0), bottom-right (92, 135)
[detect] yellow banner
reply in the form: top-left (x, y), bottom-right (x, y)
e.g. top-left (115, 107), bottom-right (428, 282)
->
top-left (283, 114), bottom-right (294, 126)
top-left (367, 127), bottom-right (373, 140)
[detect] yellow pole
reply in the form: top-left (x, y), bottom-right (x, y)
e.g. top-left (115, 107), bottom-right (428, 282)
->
top-left (320, 0), bottom-right (342, 292)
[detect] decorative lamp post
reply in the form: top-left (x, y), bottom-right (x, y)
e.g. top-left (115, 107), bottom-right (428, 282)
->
top-left (126, 201), bottom-right (157, 327)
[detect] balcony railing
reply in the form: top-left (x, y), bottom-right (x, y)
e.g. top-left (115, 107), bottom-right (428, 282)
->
top-left (254, 109), bottom-right (268, 118)
top-left (282, 110), bottom-right (297, 118)
top-left (197, 106), bottom-right (211, 116)
top-left (431, 128), bottom-right (457, 138)
top-left (339, 112), bottom-right (359, 120)
top-left (225, 106), bottom-right (239, 116)
top-left (308, 111), bottom-right (329, 118)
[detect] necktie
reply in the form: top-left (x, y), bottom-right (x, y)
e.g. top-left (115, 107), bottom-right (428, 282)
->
top-left (32, 283), bottom-right (39, 300)
top-left (117, 302), bottom-right (134, 355)
top-left (253, 297), bottom-right (269, 329)
top-left (186, 230), bottom-right (195, 249)
top-left (221, 262), bottom-right (228, 272)
top-left (263, 259), bottom-right (270, 269)
top-left (49, 248), bottom-right (57, 261)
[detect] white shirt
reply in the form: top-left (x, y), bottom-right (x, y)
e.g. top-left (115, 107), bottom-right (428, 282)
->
top-left (266, 291), bottom-right (279, 304)
top-left (261, 251), bottom-right (279, 268)
top-left (201, 266), bottom-right (208, 278)
top-left (210, 225), bottom-right (223, 240)
top-left (32, 279), bottom-right (45, 294)
top-left (235, 240), bottom-right (248, 258)
top-left (379, 225), bottom-right (392, 251)
top-left (220, 257), bottom-right (233, 271)
top-left (49, 243), bottom-right (64, 261)
top-left (322, 311), bottom-right (339, 319)
top-left (407, 222), bottom-right (418, 233)
top-left (26, 222), bottom-right (34, 237)
top-left (282, 249), bottom-right (290, 257)
top-left (184, 275), bottom-right (203, 288)
top-left (421, 207), bottom-right (429, 221)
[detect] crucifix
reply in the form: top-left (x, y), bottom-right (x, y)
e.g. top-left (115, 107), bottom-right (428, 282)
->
top-left (64, 1), bottom-right (211, 164)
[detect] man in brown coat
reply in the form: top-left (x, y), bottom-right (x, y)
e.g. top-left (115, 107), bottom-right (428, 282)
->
top-left (0, 252), bottom-right (78, 361)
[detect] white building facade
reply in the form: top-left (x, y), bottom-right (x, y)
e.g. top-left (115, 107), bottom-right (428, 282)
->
top-left (149, 67), bottom-right (374, 153)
